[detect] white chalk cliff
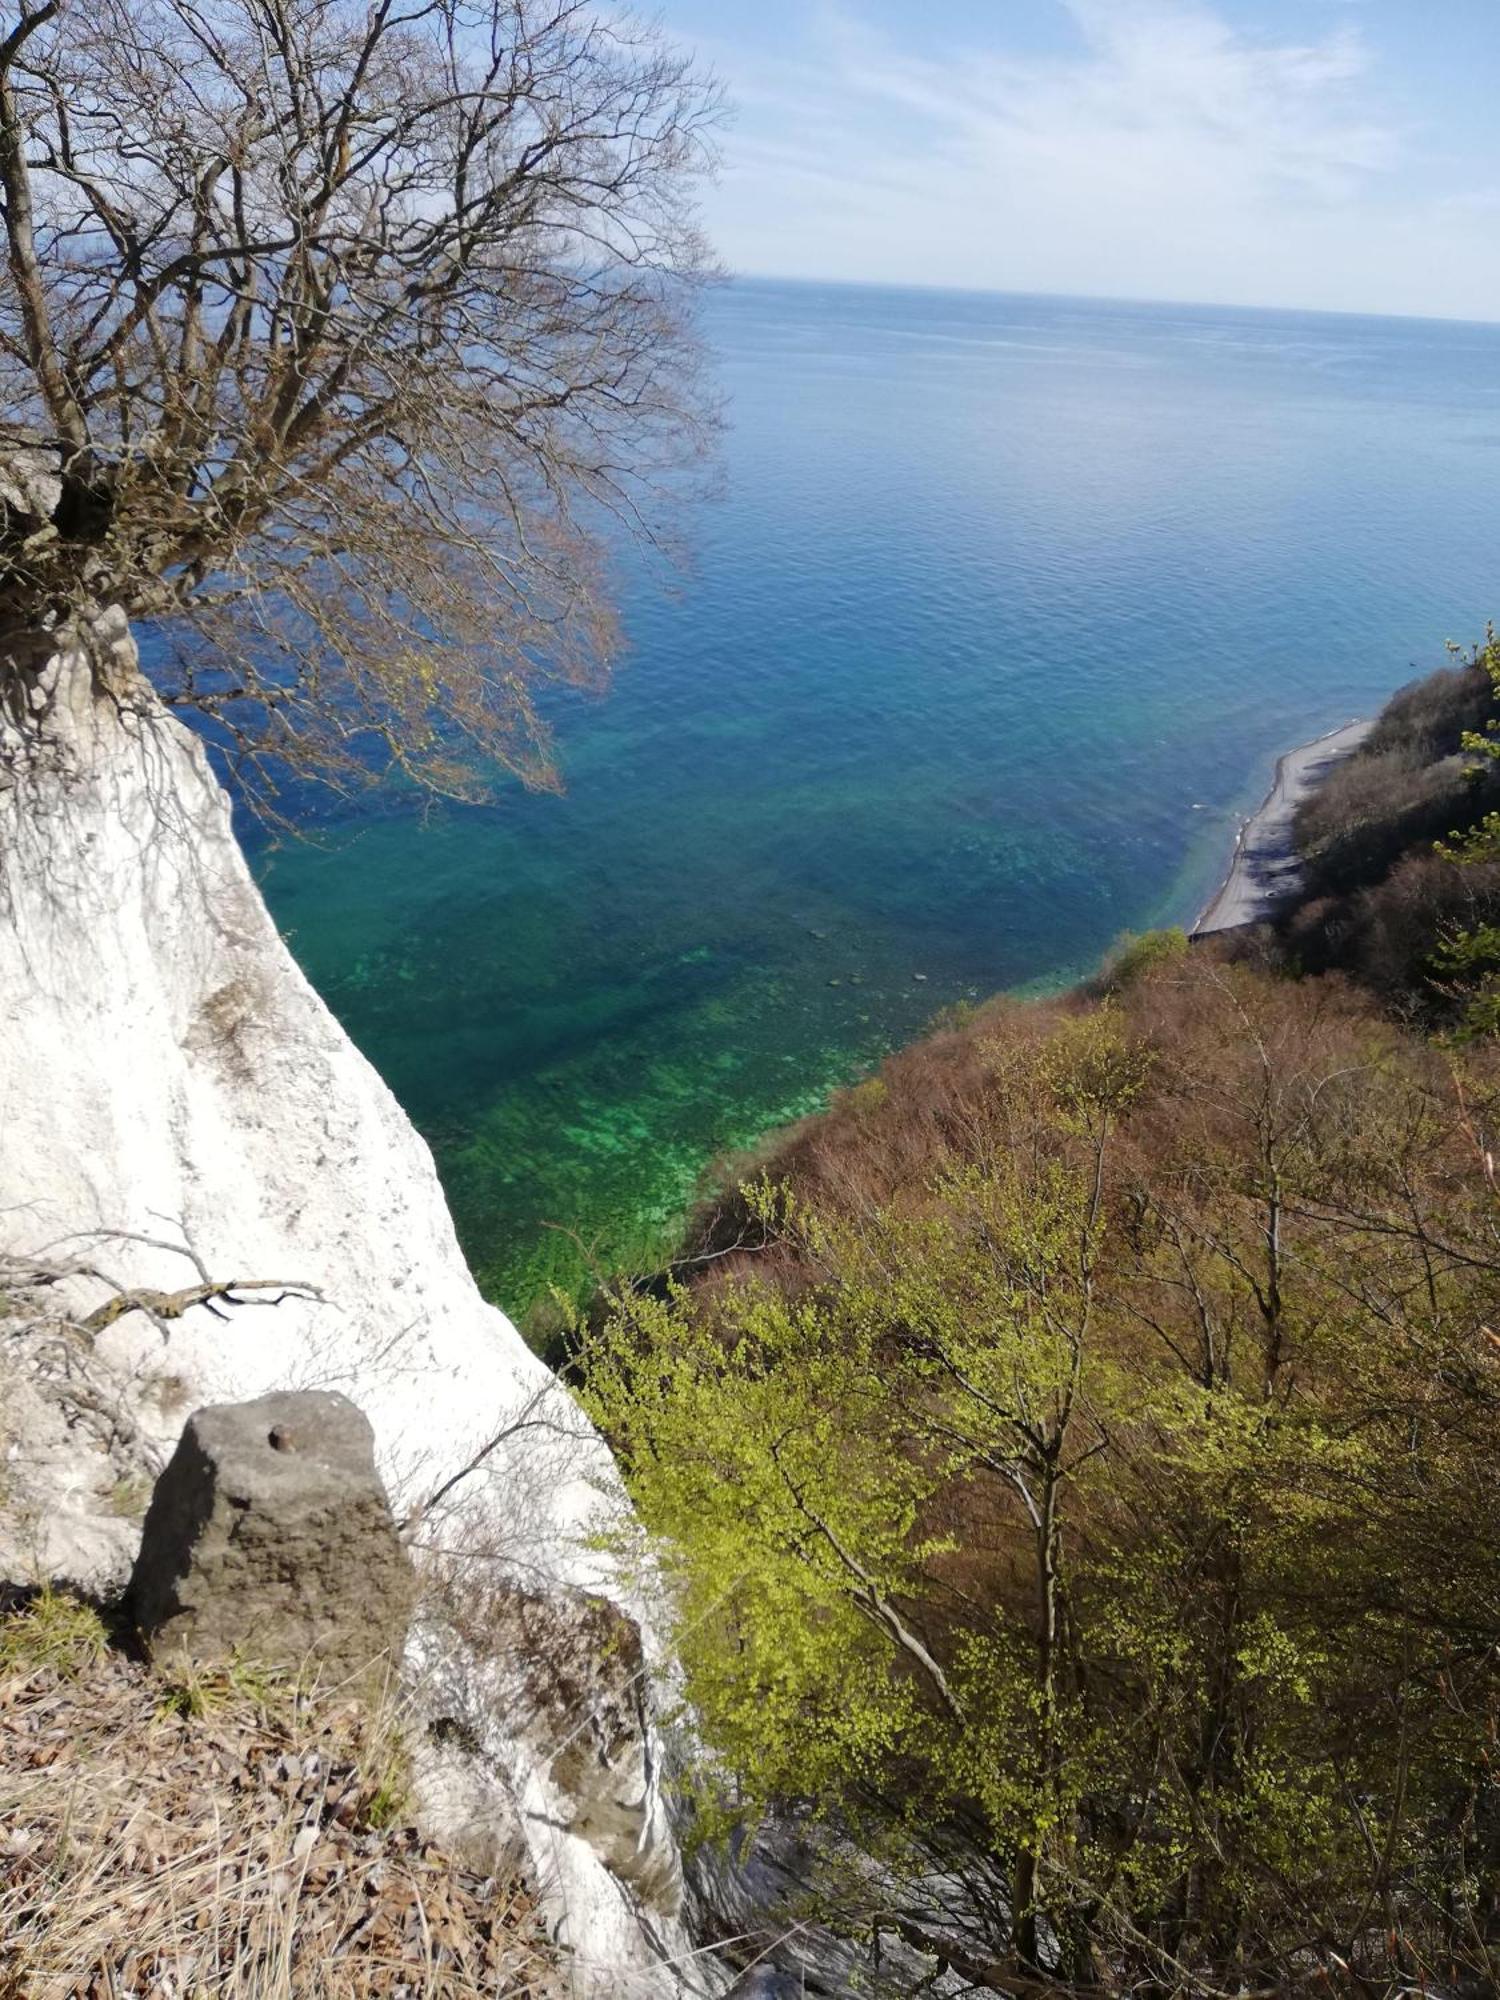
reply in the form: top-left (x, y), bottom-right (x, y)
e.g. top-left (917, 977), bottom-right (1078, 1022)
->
top-left (0, 609), bottom-right (722, 1997)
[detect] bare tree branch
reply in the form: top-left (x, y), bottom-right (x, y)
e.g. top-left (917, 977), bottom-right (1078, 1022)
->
top-left (0, 0), bottom-right (722, 804)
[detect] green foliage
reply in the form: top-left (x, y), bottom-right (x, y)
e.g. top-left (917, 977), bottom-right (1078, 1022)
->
top-left (585, 964), bottom-right (1500, 1990)
top-left (927, 997), bottom-right (979, 1033)
top-left (0, 1587), bottom-right (108, 1680)
top-left (585, 1225), bottom-right (942, 1813)
top-left (1100, 925), bottom-right (1190, 989)
top-left (155, 1654), bottom-right (289, 1721)
top-left (1431, 918), bottom-right (1500, 1037)
top-left (1452, 623), bottom-right (1500, 768)
top-left (841, 1075), bottom-right (889, 1117)
top-left (352, 1723), bottom-right (415, 1835)
top-left (360, 1776), bottom-right (409, 1832)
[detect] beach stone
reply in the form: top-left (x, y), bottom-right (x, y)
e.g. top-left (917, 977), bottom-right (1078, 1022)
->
top-left (129, 1390), bottom-right (415, 1687)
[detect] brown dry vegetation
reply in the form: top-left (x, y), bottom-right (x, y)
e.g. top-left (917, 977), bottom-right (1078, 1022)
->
top-left (1284, 657), bottom-right (1500, 1010)
top-left (1283, 850), bottom-right (1500, 1006)
top-left (674, 980), bottom-right (1130, 1303)
top-left (1296, 658), bottom-right (1496, 891)
top-left (0, 1593), bottom-right (560, 1999)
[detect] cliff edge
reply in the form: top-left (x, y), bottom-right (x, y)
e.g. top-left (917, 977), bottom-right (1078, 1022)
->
top-left (0, 612), bottom-right (716, 1995)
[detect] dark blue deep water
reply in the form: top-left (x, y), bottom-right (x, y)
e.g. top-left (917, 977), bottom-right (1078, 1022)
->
top-left (255, 280), bottom-right (1500, 1319)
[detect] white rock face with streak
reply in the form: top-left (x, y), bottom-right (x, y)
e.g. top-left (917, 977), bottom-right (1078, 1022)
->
top-left (0, 612), bottom-right (719, 1997)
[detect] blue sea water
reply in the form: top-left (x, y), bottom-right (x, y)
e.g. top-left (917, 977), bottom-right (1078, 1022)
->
top-left (252, 280), bottom-right (1500, 1321)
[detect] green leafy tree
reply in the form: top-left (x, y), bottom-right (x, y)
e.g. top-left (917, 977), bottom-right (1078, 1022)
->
top-left (585, 962), bottom-right (1500, 1993)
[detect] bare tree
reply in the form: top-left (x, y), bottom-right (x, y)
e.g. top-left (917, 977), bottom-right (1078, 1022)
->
top-left (0, 0), bottom-right (720, 801)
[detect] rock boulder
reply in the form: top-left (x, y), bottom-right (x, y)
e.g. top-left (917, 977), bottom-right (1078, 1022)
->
top-left (130, 1390), bottom-right (415, 1687)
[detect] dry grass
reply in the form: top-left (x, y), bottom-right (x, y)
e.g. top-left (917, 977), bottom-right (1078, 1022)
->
top-left (0, 1594), bottom-right (562, 1999)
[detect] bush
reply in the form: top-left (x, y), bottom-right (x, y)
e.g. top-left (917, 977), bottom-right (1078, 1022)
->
top-left (1361, 658), bottom-right (1494, 762)
top-left (1095, 926), bottom-right (1190, 991)
top-left (1295, 747), bottom-right (1495, 900)
top-left (1286, 850), bottom-right (1500, 1014)
top-left (1293, 659), bottom-right (1498, 902)
top-left (670, 992), bottom-right (1061, 1296)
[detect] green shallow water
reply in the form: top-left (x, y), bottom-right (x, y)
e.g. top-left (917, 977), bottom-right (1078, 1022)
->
top-left (261, 796), bottom-right (1094, 1314)
top-left (245, 282), bottom-right (1500, 1327)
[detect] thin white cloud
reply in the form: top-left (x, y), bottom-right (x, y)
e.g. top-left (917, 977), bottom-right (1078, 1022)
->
top-left (696, 0), bottom-right (1500, 320)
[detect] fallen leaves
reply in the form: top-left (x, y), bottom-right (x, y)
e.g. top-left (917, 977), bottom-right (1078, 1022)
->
top-left (0, 1642), bottom-right (560, 1998)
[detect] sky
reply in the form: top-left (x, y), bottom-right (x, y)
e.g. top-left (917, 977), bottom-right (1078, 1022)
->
top-left (662, 0), bottom-right (1500, 321)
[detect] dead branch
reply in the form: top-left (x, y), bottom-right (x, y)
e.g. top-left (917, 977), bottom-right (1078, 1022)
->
top-left (81, 1275), bottom-right (323, 1333)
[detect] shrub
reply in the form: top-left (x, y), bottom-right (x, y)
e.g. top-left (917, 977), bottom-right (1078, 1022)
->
top-left (1293, 655), bottom-right (1499, 903)
top-left (1095, 925), bottom-right (1190, 991)
top-left (1361, 658), bottom-right (1494, 763)
top-left (1282, 641), bottom-right (1500, 1018)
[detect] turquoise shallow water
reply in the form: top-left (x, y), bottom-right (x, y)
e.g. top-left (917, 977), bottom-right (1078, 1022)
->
top-left (243, 281), bottom-right (1500, 1321)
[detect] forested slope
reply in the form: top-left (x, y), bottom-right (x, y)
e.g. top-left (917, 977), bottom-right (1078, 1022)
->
top-left (582, 651), bottom-right (1500, 1995)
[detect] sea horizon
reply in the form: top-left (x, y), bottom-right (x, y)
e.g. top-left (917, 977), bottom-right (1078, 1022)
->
top-left (721, 270), bottom-right (1500, 336)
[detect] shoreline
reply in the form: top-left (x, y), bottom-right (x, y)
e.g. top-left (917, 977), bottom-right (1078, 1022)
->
top-left (1192, 718), bottom-right (1374, 935)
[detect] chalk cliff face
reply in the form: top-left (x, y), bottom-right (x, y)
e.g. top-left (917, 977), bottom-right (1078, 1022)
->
top-left (0, 612), bottom-right (717, 1996)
